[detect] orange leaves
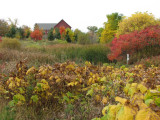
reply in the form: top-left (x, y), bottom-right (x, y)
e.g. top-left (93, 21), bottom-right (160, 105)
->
top-left (30, 29), bottom-right (43, 41)
top-left (59, 26), bottom-right (66, 39)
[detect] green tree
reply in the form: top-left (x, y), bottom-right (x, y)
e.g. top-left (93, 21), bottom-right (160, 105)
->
top-left (100, 12), bottom-right (123, 43)
top-left (53, 28), bottom-right (61, 39)
top-left (96, 27), bottom-right (104, 42)
top-left (22, 25), bottom-right (31, 38)
top-left (87, 26), bottom-right (98, 43)
top-left (0, 19), bottom-right (9, 36)
top-left (77, 32), bottom-right (90, 45)
top-left (34, 24), bottom-right (39, 30)
top-left (74, 29), bottom-right (81, 42)
top-left (6, 18), bottom-right (18, 38)
top-left (16, 27), bottom-right (25, 39)
top-left (6, 25), bottom-right (17, 38)
top-left (48, 28), bottom-right (55, 40)
top-left (65, 28), bottom-right (75, 43)
top-left (116, 12), bottom-right (160, 37)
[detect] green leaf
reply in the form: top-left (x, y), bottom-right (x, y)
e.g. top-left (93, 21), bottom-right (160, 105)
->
top-left (66, 92), bottom-right (73, 97)
top-left (145, 99), bottom-right (154, 106)
top-left (155, 97), bottom-right (160, 107)
top-left (86, 88), bottom-right (94, 96)
top-left (8, 100), bottom-right (15, 107)
top-left (31, 95), bottom-right (39, 103)
top-left (63, 96), bottom-right (70, 102)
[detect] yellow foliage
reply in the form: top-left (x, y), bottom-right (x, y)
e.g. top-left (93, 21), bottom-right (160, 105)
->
top-left (135, 108), bottom-right (160, 120)
top-left (116, 12), bottom-right (160, 37)
top-left (115, 97), bottom-right (128, 105)
top-left (116, 106), bottom-right (136, 120)
top-left (102, 96), bottom-right (108, 104)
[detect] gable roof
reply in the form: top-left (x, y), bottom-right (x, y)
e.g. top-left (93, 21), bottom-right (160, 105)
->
top-left (36, 23), bottom-right (57, 30)
top-left (54, 19), bottom-right (71, 29)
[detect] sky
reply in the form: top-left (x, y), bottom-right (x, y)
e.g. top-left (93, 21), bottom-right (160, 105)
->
top-left (1, 0), bottom-right (160, 32)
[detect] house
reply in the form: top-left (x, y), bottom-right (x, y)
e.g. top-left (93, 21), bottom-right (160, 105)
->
top-left (35, 19), bottom-right (71, 38)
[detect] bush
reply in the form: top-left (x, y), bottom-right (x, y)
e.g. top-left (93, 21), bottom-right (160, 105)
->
top-left (108, 25), bottom-right (160, 61)
top-left (79, 45), bottom-right (111, 64)
top-left (0, 37), bottom-right (21, 49)
top-left (30, 30), bottom-right (43, 41)
top-left (136, 56), bottom-right (160, 67)
top-left (116, 12), bottom-right (160, 37)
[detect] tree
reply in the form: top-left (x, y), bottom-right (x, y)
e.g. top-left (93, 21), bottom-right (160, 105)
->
top-left (16, 27), bottom-right (25, 39)
top-left (6, 18), bottom-right (18, 38)
top-left (59, 26), bottom-right (66, 40)
top-left (100, 13), bottom-right (123, 43)
top-left (6, 25), bottom-right (17, 38)
top-left (65, 28), bottom-right (75, 43)
top-left (77, 32), bottom-right (90, 45)
top-left (0, 19), bottom-right (9, 36)
top-left (96, 27), bottom-right (104, 42)
top-left (48, 28), bottom-right (55, 41)
top-left (87, 26), bottom-right (98, 43)
top-left (34, 24), bottom-right (39, 30)
top-left (116, 12), bottom-right (160, 37)
top-left (22, 25), bottom-right (31, 38)
top-left (30, 30), bottom-right (43, 41)
top-left (87, 26), bottom-right (98, 33)
top-left (74, 29), bottom-right (81, 42)
top-left (53, 28), bottom-right (61, 39)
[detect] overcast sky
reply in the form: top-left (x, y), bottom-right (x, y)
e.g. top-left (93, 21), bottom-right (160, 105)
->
top-left (1, 0), bottom-right (160, 32)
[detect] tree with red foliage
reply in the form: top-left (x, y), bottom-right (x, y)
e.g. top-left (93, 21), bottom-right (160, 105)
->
top-left (30, 30), bottom-right (43, 41)
top-left (108, 25), bottom-right (160, 61)
top-left (59, 26), bottom-right (66, 40)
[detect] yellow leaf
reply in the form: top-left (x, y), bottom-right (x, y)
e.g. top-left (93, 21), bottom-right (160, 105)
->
top-left (115, 97), bottom-right (128, 105)
top-left (49, 76), bottom-right (54, 80)
top-left (95, 95), bottom-right (101, 102)
top-left (102, 97), bottom-right (108, 104)
top-left (102, 106), bottom-right (108, 115)
top-left (8, 82), bottom-right (15, 89)
top-left (116, 106), bottom-right (136, 120)
top-left (26, 66), bottom-right (36, 75)
top-left (56, 78), bottom-right (61, 83)
top-left (137, 84), bottom-right (148, 94)
top-left (135, 108), bottom-right (160, 120)
top-left (67, 82), bottom-right (75, 86)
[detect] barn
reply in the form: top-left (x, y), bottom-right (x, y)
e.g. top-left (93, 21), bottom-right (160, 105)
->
top-left (35, 19), bottom-right (71, 38)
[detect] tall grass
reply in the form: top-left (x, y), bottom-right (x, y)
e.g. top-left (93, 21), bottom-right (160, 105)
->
top-left (0, 37), bottom-right (21, 50)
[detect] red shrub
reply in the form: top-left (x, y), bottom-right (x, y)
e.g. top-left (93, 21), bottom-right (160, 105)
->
top-left (108, 25), bottom-right (160, 60)
top-left (30, 30), bottom-right (43, 41)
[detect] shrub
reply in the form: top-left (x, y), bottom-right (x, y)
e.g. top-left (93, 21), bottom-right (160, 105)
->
top-left (116, 12), bottom-right (160, 37)
top-left (108, 25), bottom-right (160, 61)
top-left (136, 56), bottom-right (160, 67)
top-left (0, 37), bottom-right (21, 49)
top-left (30, 30), bottom-right (43, 41)
top-left (77, 32), bottom-right (90, 44)
top-left (79, 45), bottom-right (111, 64)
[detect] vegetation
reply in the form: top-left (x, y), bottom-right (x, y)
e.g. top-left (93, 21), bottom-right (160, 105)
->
top-left (0, 62), bottom-right (160, 120)
top-left (116, 12), bottom-right (160, 37)
top-left (100, 13), bottom-right (123, 43)
top-left (30, 30), bottom-right (43, 41)
top-left (109, 25), bottom-right (160, 62)
top-left (0, 11), bottom-right (160, 120)
top-left (0, 37), bottom-right (21, 50)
